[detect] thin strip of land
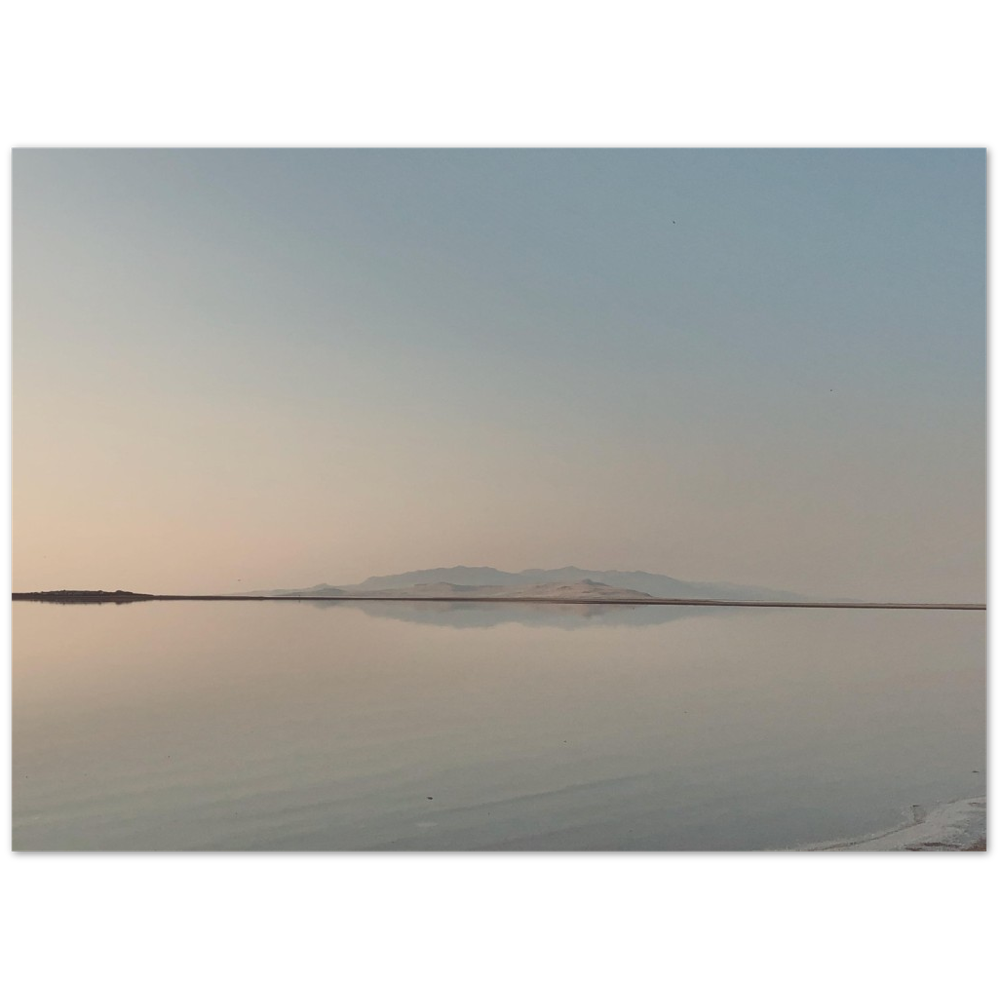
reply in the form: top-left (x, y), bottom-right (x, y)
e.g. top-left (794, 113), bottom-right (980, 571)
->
top-left (11, 591), bottom-right (986, 610)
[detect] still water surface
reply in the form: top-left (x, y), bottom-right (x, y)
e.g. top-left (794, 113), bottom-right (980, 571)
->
top-left (13, 600), bottom-right (985, 850)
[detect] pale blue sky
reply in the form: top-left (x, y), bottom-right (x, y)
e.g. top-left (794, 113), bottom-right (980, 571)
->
top-left (13, 149), bottom-right (985, 599)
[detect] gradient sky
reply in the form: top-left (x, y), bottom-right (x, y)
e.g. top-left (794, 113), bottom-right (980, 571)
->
top-left (12, 149), bottom-right (985, 600)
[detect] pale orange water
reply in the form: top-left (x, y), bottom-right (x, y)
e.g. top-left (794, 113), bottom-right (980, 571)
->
top-left (12, 600), bottom-right (985, 850)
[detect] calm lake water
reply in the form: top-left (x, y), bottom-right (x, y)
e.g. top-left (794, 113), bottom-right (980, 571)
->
top-left (12, 600), bottom-right (985, 850)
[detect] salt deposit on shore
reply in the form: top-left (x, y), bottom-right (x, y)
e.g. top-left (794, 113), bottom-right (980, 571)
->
top-left (808, 797), bottom-right (986, 851)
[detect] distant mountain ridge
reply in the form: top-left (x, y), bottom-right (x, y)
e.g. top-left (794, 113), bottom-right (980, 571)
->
top-left (242, 583), bottom-right (350, 597)
top-left (353, 580), bottom-right (656, 601)
top-left (241, 566), bottom-right (801, 601)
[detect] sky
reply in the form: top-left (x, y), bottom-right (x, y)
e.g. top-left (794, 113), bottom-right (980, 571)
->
top-left (12, 149), bottom-right (985, 600)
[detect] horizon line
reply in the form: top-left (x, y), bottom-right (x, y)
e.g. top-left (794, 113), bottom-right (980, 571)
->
top-left (11, 592), bottom-right (987, 611)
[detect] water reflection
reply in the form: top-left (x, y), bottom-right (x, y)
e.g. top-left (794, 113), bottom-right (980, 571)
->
top-left (13, 601), bottom-right (985, 850)
top-left (301, 599), bottom-right (739, 629)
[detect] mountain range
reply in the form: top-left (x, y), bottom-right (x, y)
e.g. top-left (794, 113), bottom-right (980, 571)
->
top-left (240, 566), bottom-right (800, 602)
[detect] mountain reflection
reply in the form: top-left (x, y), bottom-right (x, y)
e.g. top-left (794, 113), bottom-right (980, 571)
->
top-left (300, 599), bottom-right (741, 630)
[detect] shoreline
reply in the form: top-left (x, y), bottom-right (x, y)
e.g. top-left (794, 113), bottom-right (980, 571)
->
top-left (11, 593), bottom-right (987, 610)
top-left (805, 797), bottom-right (986, 852)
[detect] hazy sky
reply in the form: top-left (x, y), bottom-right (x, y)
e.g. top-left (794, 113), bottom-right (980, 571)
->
top-left (13, 149), bottom-right (985, 600)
